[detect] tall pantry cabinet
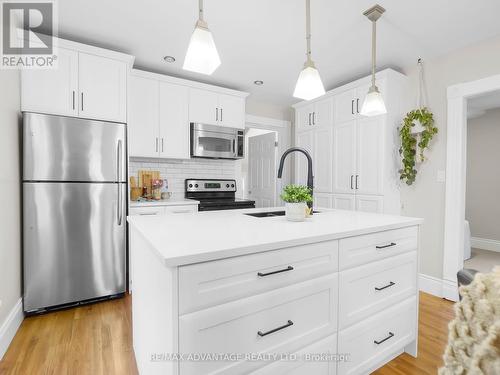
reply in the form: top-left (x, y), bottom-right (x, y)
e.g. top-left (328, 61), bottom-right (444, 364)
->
top-left (293, 69), bottom-right (408, 214)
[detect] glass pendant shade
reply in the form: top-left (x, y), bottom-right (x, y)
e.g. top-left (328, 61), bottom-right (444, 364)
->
top-left (183, 20), bottom-right (221, 75)
top-left (360, 86), bottom-right (387, 116)
top-left (293, 61), bottom-right (326, 101)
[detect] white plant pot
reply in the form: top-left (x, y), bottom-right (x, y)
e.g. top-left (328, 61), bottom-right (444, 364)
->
top-left (285, 202), bottom-right (307, 222)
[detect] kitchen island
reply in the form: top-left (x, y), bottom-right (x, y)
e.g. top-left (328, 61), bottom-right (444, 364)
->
top-left (128, 207), bottom-right (422, 375)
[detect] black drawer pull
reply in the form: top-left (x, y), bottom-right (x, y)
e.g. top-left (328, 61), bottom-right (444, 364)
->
top-left (376, 242), bottom-right (396, 249)
top-left (258, 320), bottom-right (294, 337)
top-left (374, 332), bottom-right (394, 345)
top-left (375, 281), bottom-right (395, 291)
top-left (258, 266), bottom-right (294, 277)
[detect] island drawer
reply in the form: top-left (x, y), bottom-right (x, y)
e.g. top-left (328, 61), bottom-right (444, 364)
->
top-left (338, 296), bottom-right (417, 375)
top-left (339, 251), bottom-right (417, 328)
top-left (339, 226), bottom-right (418, 270)
top-left (179, 274), bottom-right (338, 375)
top-left (178, 240), bottom-right (338, 314)
top-left (252, 333), bottom-right (338, 375)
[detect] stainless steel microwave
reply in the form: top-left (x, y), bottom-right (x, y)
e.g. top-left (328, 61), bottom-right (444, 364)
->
top-left (190, 123), bottom-right (244, 159)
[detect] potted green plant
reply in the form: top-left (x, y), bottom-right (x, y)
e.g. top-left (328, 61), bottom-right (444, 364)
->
top-left (280, 185), bottom-right (313, 222)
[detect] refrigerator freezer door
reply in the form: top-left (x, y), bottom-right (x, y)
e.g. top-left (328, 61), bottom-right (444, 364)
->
top-left (23, 112), bottom-right (126, 182)
top-left (23, 182), bottom-right (126, 312)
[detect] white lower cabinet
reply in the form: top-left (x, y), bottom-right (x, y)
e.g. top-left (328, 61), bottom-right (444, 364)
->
top-left (338, 297), bottom-right (417, 375)
top-left (253, 334), bottom-right (338, 375)
top-left (333, 194), bottom-right (356, 210)
top-left (131, 224), bottom-right (419, 375)
top-left (129, 204), bottom-right (198, 216)
top-left (179, 274), bottom-right (339, 375)
top-left (355, 195), bottom-right (384, 213)
top-left (314, 193), bottom-right (333, 209)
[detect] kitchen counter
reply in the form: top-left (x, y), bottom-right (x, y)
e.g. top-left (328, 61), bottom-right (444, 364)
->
top-left (129, 207), bottom-right (423, 375)
top-left (129, 198), bottom-right (199, 207)
top-left (127, 207), bottom-right (422, 267)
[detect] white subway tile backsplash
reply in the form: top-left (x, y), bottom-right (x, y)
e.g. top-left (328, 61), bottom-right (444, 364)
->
top-left (129, 158), bottom-right (236, 194)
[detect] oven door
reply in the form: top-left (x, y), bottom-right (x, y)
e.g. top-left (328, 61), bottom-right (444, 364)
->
top-left (191, 123), bottom-right (239, 159)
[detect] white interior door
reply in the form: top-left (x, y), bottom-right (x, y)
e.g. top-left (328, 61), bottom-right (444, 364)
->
top-left (78, 52), bottom-right (127, 122)
top-left (248, 132), bottom-right (277, 208)
top-left (333, 121), bottom-right (356, 194)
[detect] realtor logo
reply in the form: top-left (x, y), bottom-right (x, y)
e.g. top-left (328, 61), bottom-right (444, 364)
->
top-left (1, 0), bottom-right (57, 69)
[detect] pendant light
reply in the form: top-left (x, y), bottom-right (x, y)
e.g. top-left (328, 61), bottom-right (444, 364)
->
top-left (293, 0), bottom-right (325, 101)
top-left (360, 4), bottom-right (387, 116)
top-left (183, 0), bottom-right (221, 75)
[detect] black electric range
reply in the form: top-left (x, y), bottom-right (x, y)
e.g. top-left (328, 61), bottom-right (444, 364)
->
top-left (185, 179), bottom-right (255, 211)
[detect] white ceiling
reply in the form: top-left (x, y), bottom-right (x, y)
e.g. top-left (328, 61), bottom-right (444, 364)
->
top-left (56, 0), bottom-right (500, 108)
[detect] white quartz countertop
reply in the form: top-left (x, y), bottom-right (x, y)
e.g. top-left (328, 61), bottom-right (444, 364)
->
top-left (129, 198), bottom-right (199, 207)
top-left (127, 207), bottom-right (423, 267)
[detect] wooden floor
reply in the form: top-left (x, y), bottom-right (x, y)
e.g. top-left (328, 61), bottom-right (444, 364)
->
top-left (0, 292), bottom-right (454, 375)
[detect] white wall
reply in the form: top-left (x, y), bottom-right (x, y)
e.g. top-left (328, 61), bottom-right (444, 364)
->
top-left (0, 70), bottom-right (21, 331)
top-left (400, 35), bottom-right (500, 279)
top-left (466, 108), bottom-right (500, 241)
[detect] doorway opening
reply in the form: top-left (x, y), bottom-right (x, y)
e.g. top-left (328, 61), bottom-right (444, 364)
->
top-left (463, 92), bottom-right (500, 273)
top-left (443, 74), bottom-right (500, 301)
top-left (241, 128), bottom-right (278, 208)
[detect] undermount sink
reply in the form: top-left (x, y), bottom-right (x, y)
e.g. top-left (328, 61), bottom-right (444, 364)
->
top-left (245, 210), bottom-right (320, 218)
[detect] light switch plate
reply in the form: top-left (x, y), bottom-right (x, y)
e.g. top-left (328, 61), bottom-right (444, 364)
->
top-left (437, 170), bottom-right (446, 183)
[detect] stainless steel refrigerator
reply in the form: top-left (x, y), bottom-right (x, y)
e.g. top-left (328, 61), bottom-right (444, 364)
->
top-left (22, 112), bottom-right (127, 314)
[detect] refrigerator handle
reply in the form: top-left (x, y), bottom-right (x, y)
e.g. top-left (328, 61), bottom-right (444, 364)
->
top-left (117, 139), bottom-right (123, 226)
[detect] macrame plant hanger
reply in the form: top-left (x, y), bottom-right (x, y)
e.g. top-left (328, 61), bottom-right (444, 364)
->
top-left (413, 58), bottom-right (427, 161)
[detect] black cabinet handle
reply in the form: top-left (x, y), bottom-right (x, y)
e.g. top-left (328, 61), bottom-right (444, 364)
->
top-left (258, 266), bottom-right (294, 277)
top-left (350, 175), bottom-right (354, 190)
top-left (81, 92), bottom-right (84, 111)
top-left (220, 108), bottom-right (223, 122)
top-left (351, 99), bottom-right (354, 115)
top-left (216, 107), bottom-right (218, 121)
top-left (258, 320), bottom-right (294, 337)
top-left (376, 242), bottom-right (396, 249)
top-left (72, 91), bottom-right (75, 110)
top-left (308, 113), bottom-right (311, 126)
top-left (312, 112), bottom-right (316, 125)
top-left (356, 98), bottom-right (360, 113)
top-left (355, 175), bottom-right (359, 190)
top-left (374, 332), bottom-right (394, 345)
top-left (375, 281), bottom-right (395, 291)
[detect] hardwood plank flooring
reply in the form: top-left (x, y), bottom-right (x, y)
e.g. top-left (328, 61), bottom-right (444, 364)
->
top-left (0, 292), bottom-right (454, 375)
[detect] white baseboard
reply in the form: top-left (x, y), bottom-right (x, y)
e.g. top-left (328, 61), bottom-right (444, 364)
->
top-left (0, 299), bottom-right (23, 360)
top-left (471, 237), bottom-right (500, 253)
top-left (418, 273), bottom-right (459, 302)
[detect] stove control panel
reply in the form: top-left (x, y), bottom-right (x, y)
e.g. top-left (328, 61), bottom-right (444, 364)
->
top-left (185, 179), bottom-right (236, 192)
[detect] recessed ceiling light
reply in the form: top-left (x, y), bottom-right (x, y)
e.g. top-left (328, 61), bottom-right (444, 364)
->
top-left (254, 80), bottom-right (264, 86)
top-left (163, 56), bottom-right (176, 63)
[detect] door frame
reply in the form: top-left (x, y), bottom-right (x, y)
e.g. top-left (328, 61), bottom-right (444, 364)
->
top-left (443, 74), bottom-right (500, 301)
top-left (244, 115), bottom-right (292, 206)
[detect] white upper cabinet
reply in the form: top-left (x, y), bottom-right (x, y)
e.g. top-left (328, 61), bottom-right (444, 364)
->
top-left (21, 39), bottom-right (132, 123)
top-left (189, 88), bottom-right (219, 125)
top-left (128, 75), bottom-right (160, 158)
top-left (159, 82), bottom-right (189, 159)
top-left (78, 52), bottom-right (127, 122)
top-left (313, 126), bottom-right (333, 192)
top-left (356, 116), bottom-right (384, 195)
top-left (296, 97), bottom-right (333, 131)
top-left (334, 88), bottom-right (357, 123)
top-left (295, 131), bottom-right (314, 186)
top-left (333, 120), bottom-right (356, 194)
top-left (217, 93), bottom-right (245, 128)
top-left (294, 69), bottom-right (406, 215)
top-left (189, 88), bottom-right (246, 129)
top-left (21, 48), bottom-right (79, 117)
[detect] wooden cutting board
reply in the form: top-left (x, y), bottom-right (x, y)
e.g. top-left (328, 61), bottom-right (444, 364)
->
top-left (138, 170), bottom-right (160, 196)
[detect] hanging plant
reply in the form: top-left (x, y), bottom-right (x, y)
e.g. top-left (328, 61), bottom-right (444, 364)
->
top-left (399, 107), bottom-right (438, 185)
